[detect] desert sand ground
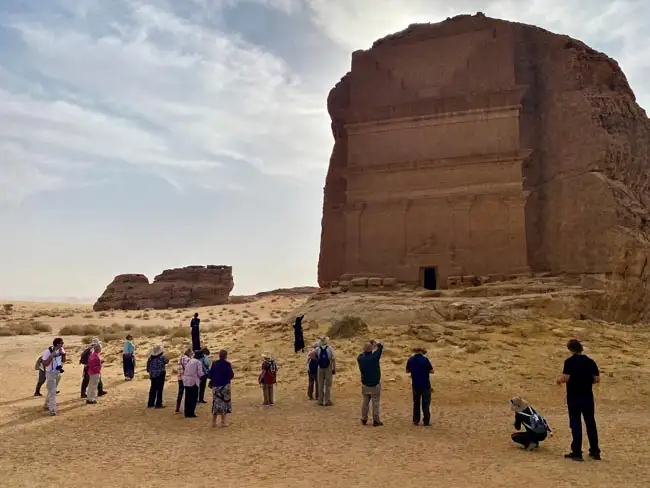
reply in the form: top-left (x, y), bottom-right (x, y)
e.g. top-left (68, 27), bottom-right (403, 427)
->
top-left (1, 285), bottom-right (650, 488)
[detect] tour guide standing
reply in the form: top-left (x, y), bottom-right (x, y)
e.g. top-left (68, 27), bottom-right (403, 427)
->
top-left (357, 340), bottom-right (384, 426)
top-left (557, 338), bottom-right (601, 461)
top-left (406, 346), bottom-right (434, 426)
top-left (190, 313), bottom-right (201, 351)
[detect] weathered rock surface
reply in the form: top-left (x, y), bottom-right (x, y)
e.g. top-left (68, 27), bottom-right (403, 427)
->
top-left (93, 265), bottom-right (234, 311)
top-left (318, 12), bottom-right (650, 289)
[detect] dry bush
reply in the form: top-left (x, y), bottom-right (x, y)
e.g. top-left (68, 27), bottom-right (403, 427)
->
top-left (0, 320), bottom-right (52, 336)
top-left (232, 319), bottom-right (244, 327)
top-left (327, 316), bottom-right (369, 339)
top-left (169, 327), bottom-right (190, 338)
top-left (464, 343), bottom-right (482, 354)
top-left (2, 303), bottom-right (13, 313)
top-left (98, 312), bottom-right (109, 317)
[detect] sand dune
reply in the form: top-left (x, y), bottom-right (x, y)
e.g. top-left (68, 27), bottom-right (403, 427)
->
top-left (1, 292), bottom-right (649, 488)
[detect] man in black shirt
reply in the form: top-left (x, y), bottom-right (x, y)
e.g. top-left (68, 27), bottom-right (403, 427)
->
top-left (557, 339), bottom-right (601, 461)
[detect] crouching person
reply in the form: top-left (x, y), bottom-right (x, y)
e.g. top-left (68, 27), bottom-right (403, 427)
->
top-left (510, 397), bottom-right (552, 450)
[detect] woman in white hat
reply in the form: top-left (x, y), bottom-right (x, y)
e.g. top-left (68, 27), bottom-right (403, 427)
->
top-left (510, 397), bottom-right (553, 450)
top-left (146, 345), bottom-right (169, 409)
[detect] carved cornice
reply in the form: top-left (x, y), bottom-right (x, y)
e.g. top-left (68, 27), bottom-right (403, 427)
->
top-left (343, 150), bottom-right (533, 176)
top-left (346, 104), bottom-right (521, 136)
top-left (345, 183), bottom-right (527, 210)
top-left (346, 85), bottom-right (529, 126)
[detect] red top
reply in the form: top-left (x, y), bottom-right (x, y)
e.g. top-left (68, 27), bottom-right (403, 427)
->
top-left (88, 351), bottom-right (102, 375)
top-left (260, 360), bottom-right (277, 385)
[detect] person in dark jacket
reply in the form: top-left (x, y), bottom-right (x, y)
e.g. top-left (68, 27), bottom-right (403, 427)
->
top-left (557, 338), bottom-right (601, 461)
top-left (406, 347), bottom-right (433, 426)
top-left (510, 397), bottom-right (553, 450)
top-left (190, 313), bottom-right (201, 351)
top-left (307, 342), bottom-right (319, 400)
top-left (293, 315), bottom-right (305, 353)
top-left (146, 345), bottom-right (169, 408)
top-left (357, 340), bottom-right (384, 426)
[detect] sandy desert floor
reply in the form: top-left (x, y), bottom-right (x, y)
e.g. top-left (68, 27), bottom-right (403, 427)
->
top-left (1, 290), bottom-right (650, 488)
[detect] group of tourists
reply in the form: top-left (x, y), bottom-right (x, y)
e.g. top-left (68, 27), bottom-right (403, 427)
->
top-left (35, 312), bottom-right (602, 461)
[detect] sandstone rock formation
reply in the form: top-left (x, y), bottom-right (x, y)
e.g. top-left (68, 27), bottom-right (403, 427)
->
top-left (93, 265), bottom-right (234, 311)
top-left (318, 13), bottom-right (650, 290)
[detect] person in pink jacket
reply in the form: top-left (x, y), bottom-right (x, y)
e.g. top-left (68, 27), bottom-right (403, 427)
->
top-left (86, 343), bottom-right (102, 405)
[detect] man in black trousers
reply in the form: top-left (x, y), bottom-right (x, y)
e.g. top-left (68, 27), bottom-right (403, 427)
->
top-left (406, 346), bottom-right (434, 426)
top-left (557, 338), bottom-right (601, 461)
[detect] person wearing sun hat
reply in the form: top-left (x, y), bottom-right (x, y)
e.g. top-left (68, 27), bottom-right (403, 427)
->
top-left (406, 346), bottom-right (434, 426)
top-left (146, 345), bottom-right (169, 409)
top-left (510, 396), bottom-right (552, 450)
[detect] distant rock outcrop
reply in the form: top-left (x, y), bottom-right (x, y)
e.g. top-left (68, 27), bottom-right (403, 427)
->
top-left (93, 265), bottom-right (234, 311)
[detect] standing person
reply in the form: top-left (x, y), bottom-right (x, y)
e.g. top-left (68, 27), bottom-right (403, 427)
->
top-left (259, 353), bottom-right (278, 406)
top-left (40, 338), bottom-right (64, 416)
top-left (34, 354), bottom-right (46, 397)
top-left (198, 348), bottom-right (211, 404)
top-left (557, 338), bottom-right (601, 461)
top-left (86, 344), bottom-right (102, 404)
top-left (293, 314), bottom-right (305, 353)
top-left (357, 340), bottom-right (384, 426)
top-left (182, 352), bottom-right (204, 418)
top-left (209, 349), bottom-right (234, 428)
top-left (190, 313), bottom-right (201, 351)
top-left (406, 347), bottom-right (434, 426)
top-left (54, 346), bottom-right (66, 393)
top-left (315, 337), bottom-right (336, 406)
top-left (146, 345), bottom-right (168, 409)
top-left (306, 342), bottom-right (319, 401)
top-left (80, 338), bottom-right (106, 398)
top-left (510, 397), bottom-right (553, 450)
top-left (175, 348), bottom-right (192, 413)
top-left (122, 334), bottom-right (135, 380)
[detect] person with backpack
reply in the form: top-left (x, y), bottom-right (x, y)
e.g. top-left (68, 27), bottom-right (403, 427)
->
top-left (306, 342), bottom-right (319, 401)
top-left (510, 397), bottom-right (553, 450)
top-left (357, 340), bottom-right (384, 426)
top-left (315, 337), bottom-right (336, 406)
top-left (34, 355), bottom-right (46, 396)
top-left (146, 345), bottom-right (169, 409)
top-left (259, 353), bottom-right (278, 406)
top-left (198, 348), bottom-right (211, 404)
top-left (80, 338), bottom-right (106, 398)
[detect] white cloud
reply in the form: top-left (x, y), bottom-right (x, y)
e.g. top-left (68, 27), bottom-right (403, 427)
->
top-left (0, 0), bottom-right (331, 201)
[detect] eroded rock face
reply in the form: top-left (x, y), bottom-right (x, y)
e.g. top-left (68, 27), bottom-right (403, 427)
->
top-left (318, 13), bottom-right (650, 289)
top-left (93, 265), bottom-right (234, 311)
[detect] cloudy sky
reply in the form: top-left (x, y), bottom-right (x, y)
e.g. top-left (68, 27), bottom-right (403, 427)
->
top-left (1, 0), bottom-right (648, 301)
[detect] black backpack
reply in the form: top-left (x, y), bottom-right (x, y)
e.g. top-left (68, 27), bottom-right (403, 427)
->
top-left (521, 409), bottom-right (549, 435)
top-left (318, 346), bottom-right (330, 368)
top-left (80, 347), bottom-right (92, 366)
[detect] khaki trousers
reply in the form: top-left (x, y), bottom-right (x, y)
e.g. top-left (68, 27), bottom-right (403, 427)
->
top-left (361, 384), bottom-right (381, 422)
top-left (317, 367), bottom-right (333, 405)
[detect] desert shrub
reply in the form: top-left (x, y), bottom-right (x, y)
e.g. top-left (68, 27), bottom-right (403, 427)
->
top-left (60, 323), bottom-right (102, 336)
top-left (102, 333), bottom-right (123, 342)
top-left (2, 320), bottom-right (52, 335)
top-left (2, 303), bottom-right (13, 313)
top-left (81, 336), bottom-right (93, 344)
top-left (140, 325), bottom-right (168, 337)
top-left (98, 312), bottom-right (109, 317)
top-left (0, 327), bottom-right (14, 336)
top-left (326, 316), bottom-right (369, 339)
top-left (169, 327), bottom-right (190, 338)
top-left (124, 323), bottom-right (135, 331)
